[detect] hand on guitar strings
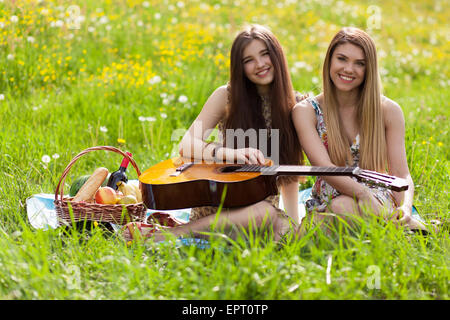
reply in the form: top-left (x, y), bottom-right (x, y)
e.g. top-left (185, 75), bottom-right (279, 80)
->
top-left (217, 147), bottom-right (266, 165)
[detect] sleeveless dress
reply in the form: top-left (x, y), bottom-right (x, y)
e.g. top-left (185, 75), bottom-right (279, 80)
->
top-left (304, 97), bottom-right (397, 213)
top-left (189, 87), bottom-right (303, 221)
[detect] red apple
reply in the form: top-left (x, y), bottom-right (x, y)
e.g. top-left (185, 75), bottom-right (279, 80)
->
top-left (95, 187), bottom-right (119, 204)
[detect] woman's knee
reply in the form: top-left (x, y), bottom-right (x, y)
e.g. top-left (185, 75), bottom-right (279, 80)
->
top-left (329, 196), bottom-right (358, 215)
top-left (243, 201), bottom-right (278, 227)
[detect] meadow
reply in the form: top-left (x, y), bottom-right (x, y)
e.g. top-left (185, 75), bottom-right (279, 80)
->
top-left (0, 0), bottom-right (448, 300)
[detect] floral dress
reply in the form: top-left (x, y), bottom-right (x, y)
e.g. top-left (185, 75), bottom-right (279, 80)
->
top-left (189, 87), bottom-right (303, 221)
top-left (305, 97), bottom-right (397, 213)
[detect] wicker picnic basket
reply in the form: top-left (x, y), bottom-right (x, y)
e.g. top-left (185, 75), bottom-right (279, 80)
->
top-left (54, 146), bottom-right (147, 226)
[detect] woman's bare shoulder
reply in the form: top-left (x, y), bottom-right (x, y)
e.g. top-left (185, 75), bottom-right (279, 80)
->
top-left (293, 93), bottom-right (322, 112)
top-left (203, 85), bottom-right (229, 110)
top-left (382, 96), bottom-right (403, 113)
top-left (216, 84), bottom-right (229, 93)
top-left (381, 96), bottom-right (405, 125)
top-left (210, 84), bottom-right (229, 100)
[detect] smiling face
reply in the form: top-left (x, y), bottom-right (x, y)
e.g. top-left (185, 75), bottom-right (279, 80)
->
top-left (329, 42), bottom-right (366, 93)
top-left (242, 39), bottom-right (274, 94)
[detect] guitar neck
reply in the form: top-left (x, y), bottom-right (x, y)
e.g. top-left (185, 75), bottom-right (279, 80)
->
top-left (234, 164), bottom-right (408, 192)
top-left (276, 165), bottom-right (355, 176)
top-left (236, 165), bottom-right (356, 176)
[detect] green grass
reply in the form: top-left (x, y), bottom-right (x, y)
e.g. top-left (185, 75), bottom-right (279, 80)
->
top-left (0, 0), bottom-right (448, 300)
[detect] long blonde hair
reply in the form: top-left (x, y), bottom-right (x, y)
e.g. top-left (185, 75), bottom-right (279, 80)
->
top-left (322, 27), bottom-right (387, 172)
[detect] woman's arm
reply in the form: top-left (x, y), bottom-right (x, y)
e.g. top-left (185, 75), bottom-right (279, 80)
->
top-left (280, 180), bottom-right (300, 225)
top-left (179, 86), bottom-right (228, 161)
top-left (179, 85), bottom-right (266, 164)
top-left (291, 99), bottom-right (373, 201)
top-left (383, 98), bottom-right (415, 223)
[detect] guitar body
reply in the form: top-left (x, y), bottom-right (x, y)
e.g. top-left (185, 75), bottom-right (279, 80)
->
top-left (139, 157), bottom-right (278, 210)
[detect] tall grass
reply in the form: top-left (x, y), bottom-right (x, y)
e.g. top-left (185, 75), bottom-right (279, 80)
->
top-left (0, 0), bottom-right (448, 300)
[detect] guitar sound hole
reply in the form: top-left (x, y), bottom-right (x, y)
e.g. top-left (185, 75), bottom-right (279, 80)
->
top-left (219, 166), bottom-right (242, 173)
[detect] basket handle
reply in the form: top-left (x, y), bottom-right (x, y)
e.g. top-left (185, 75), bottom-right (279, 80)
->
top-left (54, 146), bottom-right (142, 202)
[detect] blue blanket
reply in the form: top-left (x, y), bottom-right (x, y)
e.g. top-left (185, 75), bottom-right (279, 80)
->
top-left (26, 187), bottom-right (422, 231)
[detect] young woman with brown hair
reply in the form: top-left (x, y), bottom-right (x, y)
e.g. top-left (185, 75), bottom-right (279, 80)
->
top-left (123, 24), bottom-right (305, 242)
top-left (292, 27), bottom-right (428, 233)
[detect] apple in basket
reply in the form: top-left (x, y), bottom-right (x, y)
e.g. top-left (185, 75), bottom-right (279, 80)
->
top-left (95, 187), bottom-right (120, 204)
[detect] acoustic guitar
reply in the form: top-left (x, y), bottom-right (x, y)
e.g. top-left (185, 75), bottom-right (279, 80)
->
top-left (138, 157), bottom-right (409, 210)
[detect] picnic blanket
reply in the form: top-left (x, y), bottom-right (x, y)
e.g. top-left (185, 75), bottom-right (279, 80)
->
top-left (26, 184), bottom-right (423, 233)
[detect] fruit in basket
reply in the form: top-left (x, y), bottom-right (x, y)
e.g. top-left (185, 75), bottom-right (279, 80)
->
top-left (95, 186), bottom-right (119, 204)
top-left (130, 183), bottom-right (143, 202)
top-left (116, 181), bottom-right (142, 202)
top-left (73, 167), bottom-right (109, 202)
top-left (117, 181), bottom-right (142, 202)
top-left (118, 194), bottom-right (138, 204)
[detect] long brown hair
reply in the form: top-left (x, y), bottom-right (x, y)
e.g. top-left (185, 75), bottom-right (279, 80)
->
top-left (225, 25), bottom-right (302, 177)
top-left (322, 27), bottom-right (386, 172)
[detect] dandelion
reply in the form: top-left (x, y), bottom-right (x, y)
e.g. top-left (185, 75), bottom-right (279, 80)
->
top-left (146, 116), bottom-right (156, 122)
top-left (100, 126), bottom-right (108, 132)
top-left (10, 15), bottom-right (19, 23)
top-left (154, 13), bottom-right (161, 20)
top-left (143, 1), bottom-right (150, 8)
top-left (7, 54), bottom-right (14, 60)
top-left (161, 113), bottom-right (167, 119)
top-left (27, 36), bottom-right (35, 43)
top-left (52, 153), bottom-right (60, 159)
top-left (138, 116), bottom-right (146, 122)
top-left (178, 95), bottom-right (188, 103)
top-left (294, 61), bottom-right (307, 69)
top-left (149, 75), bottom-right (161, 84)
top-left (117, 138), bottom-right (126, 144)
top-left (0, 94), bottom-right (4, 101)
top-left (437, 142), bottom-right (443, 147)
top-left (41, 155), bottom-right (51, 163)
top-left (99, 16), bottom-right (109, 24)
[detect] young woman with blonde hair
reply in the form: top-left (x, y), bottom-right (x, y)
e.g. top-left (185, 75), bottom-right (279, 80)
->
top-left (123, 24), bottom-right (305, 242)
top-left (292, 27), bottom-right (428, 233)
